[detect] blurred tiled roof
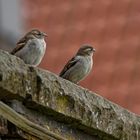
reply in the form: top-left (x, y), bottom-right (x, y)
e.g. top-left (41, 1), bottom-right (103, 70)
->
top-left (24, 0), bottom-right (140, 114)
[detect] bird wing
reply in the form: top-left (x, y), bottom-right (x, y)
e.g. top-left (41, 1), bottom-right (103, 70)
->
top-left (59, 56), bottom-right (80, 77)
top-left (10, 36), bottom-right (28, 54)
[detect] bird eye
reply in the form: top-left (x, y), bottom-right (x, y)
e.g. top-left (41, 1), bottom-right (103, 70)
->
top-left (36, 32), bottom-right (41, 35)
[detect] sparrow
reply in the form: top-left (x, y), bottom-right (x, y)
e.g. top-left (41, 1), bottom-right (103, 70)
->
top-left (59, 45), bottom-right (95, 84)
top-left (10, 29), bottom-right (47, 66)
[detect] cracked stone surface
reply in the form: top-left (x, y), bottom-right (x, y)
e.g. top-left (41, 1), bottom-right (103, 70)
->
top-left (0, 49), bottom-right (140, 140)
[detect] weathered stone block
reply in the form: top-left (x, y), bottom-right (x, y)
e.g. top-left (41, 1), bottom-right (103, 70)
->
top-left (0, 49), bottom-right (140, 140)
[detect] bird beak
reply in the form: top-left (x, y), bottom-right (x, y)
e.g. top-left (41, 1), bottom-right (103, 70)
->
top-left (42, 32), bottom-right (48, 37)
top-left (92, 48), bottom-right (96, 52)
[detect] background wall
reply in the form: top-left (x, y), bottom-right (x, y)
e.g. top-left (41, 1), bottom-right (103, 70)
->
top-left (0, 0), bottom-right (140, 114)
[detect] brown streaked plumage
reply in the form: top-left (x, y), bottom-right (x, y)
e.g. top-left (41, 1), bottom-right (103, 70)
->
top-left (10, 29), bottom-right (47, 66)
top-left (11, 29), bottom-right (47, 55)
top-left (59, 45), bottom-right (95, 84)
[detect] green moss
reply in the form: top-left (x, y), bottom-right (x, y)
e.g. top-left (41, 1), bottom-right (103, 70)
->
top-left (56, 95), bottom-right (75, 113)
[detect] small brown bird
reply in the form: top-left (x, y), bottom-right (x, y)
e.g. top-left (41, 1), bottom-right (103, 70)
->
top-left (11, 29), bottom-right (47, 66)
top-left (59, 45), bottom-right (95, 84)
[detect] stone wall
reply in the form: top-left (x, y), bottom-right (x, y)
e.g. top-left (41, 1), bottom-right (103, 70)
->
top-left (0, 49), bottom-right (140, 140)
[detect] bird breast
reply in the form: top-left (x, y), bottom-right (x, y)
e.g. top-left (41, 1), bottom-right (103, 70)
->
top-left (78, 55), bottom-right (93, 73)
top-left (15, 38), bottom-right (46, 66)
top-left (34, 38), bottom-right (46, 52)
top-left (28, 38), bottom-right (46, 57)
top-left (71, 55), bottom-right (93, 81)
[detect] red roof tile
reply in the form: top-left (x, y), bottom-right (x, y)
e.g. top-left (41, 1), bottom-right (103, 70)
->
top-left (24, 0), bottom-right (140, 114)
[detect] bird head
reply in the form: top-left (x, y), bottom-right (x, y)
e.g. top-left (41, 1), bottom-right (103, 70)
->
top-left (77, 45), bottom-right (96, 56)
top-left (28, 29), bottom-right (47, 39)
